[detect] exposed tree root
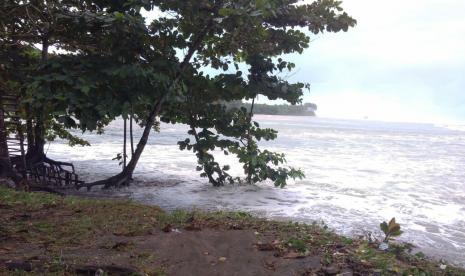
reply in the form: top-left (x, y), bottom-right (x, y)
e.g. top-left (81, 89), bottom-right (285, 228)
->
top-left (78, 172), bottom-right (132, 191)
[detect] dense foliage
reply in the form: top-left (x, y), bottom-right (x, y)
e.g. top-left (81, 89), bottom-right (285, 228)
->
top-left (1, 0), bottom-right (356, 188)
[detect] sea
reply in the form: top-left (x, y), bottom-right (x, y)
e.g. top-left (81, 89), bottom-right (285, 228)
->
top-left (47, 115), bottom-right (465, 266)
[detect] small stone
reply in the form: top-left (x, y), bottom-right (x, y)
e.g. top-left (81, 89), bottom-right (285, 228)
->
top-left (162, 224), bottom-right (172, 233)
top-left (283, 252), bottom-right (304, 259)
top-left (323, 265), bottom-right (340, 275)
top-left (229, 223), bottom-right (243, 230)
top-left (339, 269), bottom-right (353, 276)
top-left (218, 257), bottom-right (227, 262)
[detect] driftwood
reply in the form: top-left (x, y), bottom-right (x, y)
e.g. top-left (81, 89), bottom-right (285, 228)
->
top-left (4, 260), bottom-right (33, 272)
top-left (74, 265), bottom-right (143, 275)
top-left (78, 171), bottom-right (132, 191)
top-left (3, 260), bottom-right (143, 275)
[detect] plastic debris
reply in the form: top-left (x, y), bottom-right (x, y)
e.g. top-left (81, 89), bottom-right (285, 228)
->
top-left (378, 242), bottom-right (389, 251)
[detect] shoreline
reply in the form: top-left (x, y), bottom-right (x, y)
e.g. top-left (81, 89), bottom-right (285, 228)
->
top-left (53, 182), bottom-right (465, 269)
top-left (60, 180), bottom-right (465, 269)
top-left (1, 186), bottom-right (464, 275)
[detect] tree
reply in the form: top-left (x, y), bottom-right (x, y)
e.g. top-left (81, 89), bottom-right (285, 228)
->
top-left (84, 0), bottom-right (355, 189)
top-left (1, 0), bottom-right (157, 165)
top-left (2, 0), bottom-right (356, 189)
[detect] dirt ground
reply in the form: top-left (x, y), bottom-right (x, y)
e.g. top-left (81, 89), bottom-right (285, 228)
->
top-left (0, 188), bottom-right (347, 275)
top-left (1, 228), bottom-right (343, 275)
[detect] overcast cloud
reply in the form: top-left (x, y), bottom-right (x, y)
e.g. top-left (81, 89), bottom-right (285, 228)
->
top-left (288, 0), bottom-right (465, 123)
top-left (143, 1), bottom-right (464, 123)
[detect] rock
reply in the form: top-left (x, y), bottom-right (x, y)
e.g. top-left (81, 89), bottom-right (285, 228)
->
top-left (0, 178), bottom-right (15, 188)
top-left (322, 265), bottom-right (340, 275)
top-left (229, 223), bottom-right (243, 230)
top-left (162, 224), bottom-right (172, 233)
top-left (184, 223), bottom-right (201, 231)
top-left (74, 265), bottom-right (141, 275)
top-left (256, 242), bottom-right (275, 251)
top-left (263, 259), bottom-right (276, 271)
top-left (6, 261), bottom-right (33, 272)
top-left (339, 268), bottom-right (353, 276)
top-left (218, 257), bottom-right (227, 262)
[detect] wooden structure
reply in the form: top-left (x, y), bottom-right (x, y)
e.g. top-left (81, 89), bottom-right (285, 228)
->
top-left (0, 93), bottom-right (84, 188)
top-left (0, 94), bottom-right (23, 184)
top-left (0, 105), bottom-right (12, 178)
top-left (1, 94), bottom-right (27, 175)
top-left (30, 159), bottom-right (84, 188)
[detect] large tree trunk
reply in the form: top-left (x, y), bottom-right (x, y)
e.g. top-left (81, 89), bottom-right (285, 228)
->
top-left (25, 120), bottom-right (46, 165)
top-left (81, 22), bottom-right (213, 190)
top-left (82, 101), bottom-right (161, 189)
top-left (246, 97), bottom-right (256, 184)
top-left (25, 105), bottom-right (34, 150)
top-left (25, 35), bottom-right (49, 166)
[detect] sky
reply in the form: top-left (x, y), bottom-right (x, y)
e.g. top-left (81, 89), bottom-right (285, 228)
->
top-left (285, 0), bottom-right (465, 123)
top-left (143, 1), bottom-right (465, 124)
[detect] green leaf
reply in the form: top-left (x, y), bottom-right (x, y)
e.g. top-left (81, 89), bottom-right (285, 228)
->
top-left (80, 85), bottom-right (91, 95)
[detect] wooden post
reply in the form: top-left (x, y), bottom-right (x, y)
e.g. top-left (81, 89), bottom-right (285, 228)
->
top-left (0, 105), bottom-right (12, 177)
top-left (0, 96), bottom-right (24, 185)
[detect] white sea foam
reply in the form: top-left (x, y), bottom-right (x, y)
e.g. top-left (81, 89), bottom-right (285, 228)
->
top-left (47, 115), bottom-right (465, 266)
